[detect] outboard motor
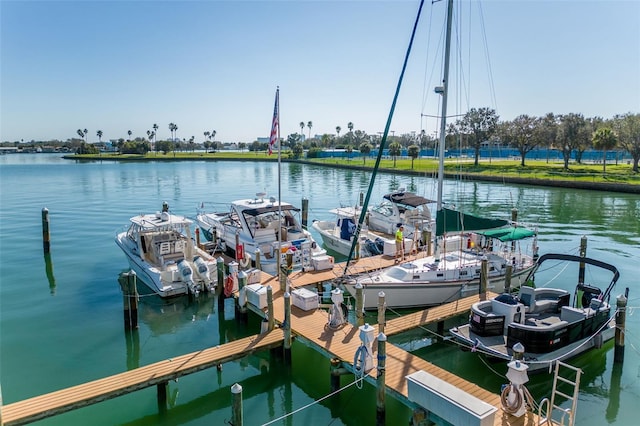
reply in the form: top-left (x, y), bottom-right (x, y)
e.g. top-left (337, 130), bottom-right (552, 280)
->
top-left (177, 259), bottom-right (199, 295)
top-left (193, 256), bottom-right (214, 292)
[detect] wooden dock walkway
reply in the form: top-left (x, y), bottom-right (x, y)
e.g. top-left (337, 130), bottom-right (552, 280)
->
top-left (0, 330), bottom-right (284, 426)
top-left (256, 279), bottom-right (541, 425)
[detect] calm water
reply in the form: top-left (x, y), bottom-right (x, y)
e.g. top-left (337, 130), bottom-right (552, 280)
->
top-left (1, 154), bottom-right (638, 425)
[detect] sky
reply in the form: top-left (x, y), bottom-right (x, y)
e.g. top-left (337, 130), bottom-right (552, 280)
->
top-left (1, 0), bottom-right (639, 144)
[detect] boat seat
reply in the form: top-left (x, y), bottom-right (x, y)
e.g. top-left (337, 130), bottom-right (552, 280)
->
top-left (560, 306), bottom-right (585, 323)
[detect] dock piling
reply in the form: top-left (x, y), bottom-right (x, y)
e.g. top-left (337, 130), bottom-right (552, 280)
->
top-left (479, 256), bottom-right (488, 301)
top-left (355, 283), bottom-right (364, 326)
top-left (377, 292), bottom-right (386, 335)
top-left (376, 333), bottom-right (387, 426)
top-left (301, 198), bottom-right (309, 229)
top-left (614, 290), bottom-right (628, 364)
top-left (504, 264), bottom-right (513, 294)
top-left (157, 382), bottom-right (167, 413)
top-left (44, 252), bottom-right (56, 294)
top-left (42, 207), bottom-right (51, 254)
top-left (267, 286), bottom-right (275, 331)
top-left (578, 235), bottom-right (588, 284)
top-left (118, 271), bottom-right (139, 330)
top-left (231, 383), bottom-right (243, 426)
top-left (284, 292), bottom-right (292, 363)
top-left (237, 271), bottom-right (248, 323)
top-left (254, 248), bottom-right (261, 270)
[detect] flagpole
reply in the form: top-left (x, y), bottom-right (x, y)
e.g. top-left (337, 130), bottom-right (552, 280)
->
top-left (275, 87), bottom-right (284, 291)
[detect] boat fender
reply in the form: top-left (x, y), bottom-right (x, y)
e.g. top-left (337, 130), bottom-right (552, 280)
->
top-left (224, 275), bottom-right (235, 297)
top-left (239, 252), bottom-right (251, 269)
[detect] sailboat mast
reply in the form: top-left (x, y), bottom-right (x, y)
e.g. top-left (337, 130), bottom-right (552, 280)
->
top-left (436, 0), bottom-right (454, 212)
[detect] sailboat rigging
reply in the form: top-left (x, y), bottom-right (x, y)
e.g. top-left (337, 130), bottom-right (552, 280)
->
top-left (337, 0), bottom-right (538, 309)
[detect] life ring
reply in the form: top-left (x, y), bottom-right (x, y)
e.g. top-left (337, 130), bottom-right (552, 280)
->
top-left (239, 252), bottom-right (251, 269)
top-left (224, 275), bottom-right (235, 297)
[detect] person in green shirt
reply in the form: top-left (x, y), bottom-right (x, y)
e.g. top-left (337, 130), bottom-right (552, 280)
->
top-left (395, 225), bottom-right (404, 262)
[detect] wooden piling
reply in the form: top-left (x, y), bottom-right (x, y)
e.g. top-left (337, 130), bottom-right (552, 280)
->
top-left (330, 358), bottom-right (341, 392)
top-left (216, 257), bottom-right (224, 299)
top-left (237, 271), bottom-right (248, 323)
top-left (283, 292), bottom-right (292, 363)
top-left (267, 285), bottom-right (275, 331)
top-left (231, 383), bottom-right (243, 426)
top-left (45, 252), bottom-right (56, 294)
top-left (578, 235), bottom-right (587, 284)
top-left (195, 227), bottom-right (201, 248)
top-left (301, 197), bottom-right (309, 229)
top-left (254, 248), bottom-right (261, 270)
top-left (157, 381), bottom-right (167, 413)
top-left (614, 291), bottom-right (628, 364)
top-left (118, 271), bottom-right (139, 330)
top-left (422, 230), bottom-right (432, 255)
top-left (355, 283), bottom-right (365, 327)
top-left (376, 332), bottom-right (387, 426)
top-left (42, 207), bottom-right (51, 254)
top-left (504, 264), bottom-right (513, 294)
top-left (377, 292), bottom-right (386, 335)
top-left (480, 256), bottom-right (488, 301)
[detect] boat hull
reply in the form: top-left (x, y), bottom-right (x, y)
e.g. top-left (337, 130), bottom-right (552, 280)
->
top-left (450, 320), bottom-right (615, 373)
top-left (341, 266), bottom-right (532, 309)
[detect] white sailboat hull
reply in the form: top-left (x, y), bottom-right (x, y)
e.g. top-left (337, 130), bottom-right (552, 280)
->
top-left (342, 265), bottom-right (532, 309)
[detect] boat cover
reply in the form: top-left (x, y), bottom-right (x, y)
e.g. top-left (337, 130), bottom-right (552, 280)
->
top-left (476, 226), bottom-right (536, 241)
top-left (435, 208), bottom-right (509, 236)
top-left (383, 191), bottom-right (435, 207)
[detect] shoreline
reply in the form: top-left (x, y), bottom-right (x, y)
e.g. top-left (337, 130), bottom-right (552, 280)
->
top-left (62, 154), bottom-right (640, 194)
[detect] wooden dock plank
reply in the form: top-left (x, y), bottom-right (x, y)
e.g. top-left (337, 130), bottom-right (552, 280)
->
top-left (1, 330), bottom-right (284, 426)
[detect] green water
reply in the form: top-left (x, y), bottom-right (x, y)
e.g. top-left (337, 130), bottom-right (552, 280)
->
top-left (1, 154), bottom-right (638, 425)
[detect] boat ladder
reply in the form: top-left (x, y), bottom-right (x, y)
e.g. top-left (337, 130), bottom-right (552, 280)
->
top-left (537, 360), bottom-right (582, 426)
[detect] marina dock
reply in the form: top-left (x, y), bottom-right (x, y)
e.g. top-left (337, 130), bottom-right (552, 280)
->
top-left (1, 251), bottom-right (546, 425)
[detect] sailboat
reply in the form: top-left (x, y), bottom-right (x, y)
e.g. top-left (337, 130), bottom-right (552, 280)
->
top-left (338, 0), bottom-right (538, 309)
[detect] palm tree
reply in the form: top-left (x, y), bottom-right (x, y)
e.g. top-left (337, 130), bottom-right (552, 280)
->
top-left (408, 144), bottom-right (420, 169)
top-left (204, 131), bottom-right (210, 145)
top-left (592, 127), bottom-right (618, 173)
top-left (168, 123), bottom-right (175, 142)
top-left (335, 126), bottom-right (341, 145)
top-left (359, 142), bottom-right (372, 165)
top-left (300, 122), bottom-right (305, 138)
top-left (84, 129), bottom-right (88, 142)
top-left (347, 122), bottom-right (354, 133)
top-left (388, 141), bottom-right (402, 167)
top-left (77, 129), bottom-right (85, 141)
top-left (96, 130), bottom-right (103, 143)
top-left (307, 121), bottom-right (313, 140)
top-left (127, 130), bottom-right (132, 141)
top-left (211, 130), bottom-right (216, 141)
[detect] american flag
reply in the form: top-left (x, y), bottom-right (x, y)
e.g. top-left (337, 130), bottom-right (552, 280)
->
top-left (268, 88), bottom-right (279, 155)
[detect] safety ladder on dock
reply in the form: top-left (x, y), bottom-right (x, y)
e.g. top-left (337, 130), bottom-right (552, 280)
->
top-left (538, 360), bottom-right (582, 426)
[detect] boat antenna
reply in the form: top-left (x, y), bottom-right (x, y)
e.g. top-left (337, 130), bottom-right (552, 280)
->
top-left (343, 0), bottom-right (426, 273)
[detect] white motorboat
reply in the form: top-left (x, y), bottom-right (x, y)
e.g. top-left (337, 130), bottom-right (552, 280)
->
top-left (449, 253), bottom-right (621, 372)
top-left (115, 202), bottom-right (217, 297)
top-left (195, 193), bottom-right (328, 274)
top-left (311, 206), bottom-right (408, 258)
top-left (367, 189), bottom-right (435, 237)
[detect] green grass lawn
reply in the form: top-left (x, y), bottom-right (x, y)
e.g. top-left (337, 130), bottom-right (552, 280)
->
top-left (70, 152), bottom-right (639, 186)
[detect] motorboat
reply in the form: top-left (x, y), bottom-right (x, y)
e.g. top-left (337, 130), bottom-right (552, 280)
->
top-left (449, 253), bottom-right (621, 372)
top-left (367, 189), bottom-right (435, 237)
top-left (195, 193), bottom-right (328, 274)
top-left (340, 225), bottom-right (537, 309)
top-left (311, 206), bottom-right (411, 258)
top-left (115, 202), bottom-right (217, 297)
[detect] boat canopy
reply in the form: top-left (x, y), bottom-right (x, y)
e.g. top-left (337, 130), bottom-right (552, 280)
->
top-left (476, 226), bottom-right (536, 242)
top-left (435, 208), bottom-right (508, 236)
top-left (384, 191), bottom-right (435, 207)
top-left (243, 205), bottom-right (299, 216)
